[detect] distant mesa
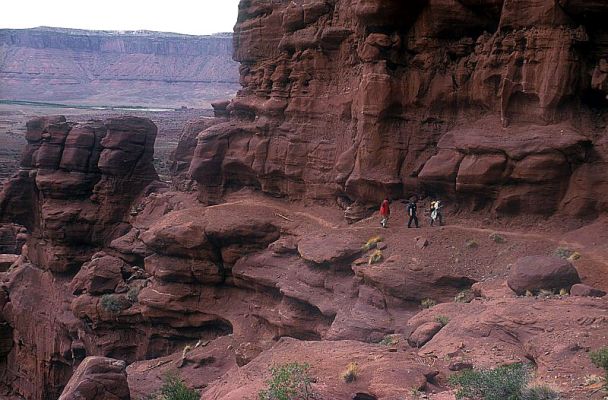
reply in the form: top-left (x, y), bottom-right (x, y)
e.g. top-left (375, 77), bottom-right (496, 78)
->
top-left (0, 26), bottom-right (240, 108)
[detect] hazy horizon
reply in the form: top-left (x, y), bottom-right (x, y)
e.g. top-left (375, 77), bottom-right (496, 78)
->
top-left (1, 0), bottom-right (241, 35)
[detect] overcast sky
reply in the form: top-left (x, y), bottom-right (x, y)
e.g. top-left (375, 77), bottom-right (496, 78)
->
top-left (1, 0), bottom-right (242, 35)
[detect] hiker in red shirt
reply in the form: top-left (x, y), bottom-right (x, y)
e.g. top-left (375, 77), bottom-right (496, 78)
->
top-left (380, 198), bottom-right (390, 228)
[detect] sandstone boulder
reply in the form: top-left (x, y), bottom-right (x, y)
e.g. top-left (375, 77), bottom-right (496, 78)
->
top-left (570, 284), bottom-right (606, 298)
top-left (408, 322), bottom-right (444, 348)
top-left (70, 255), bottom-right (128, 295)
top-left (507, 256), bottom-right (581, 295)
top-left (58, 356), bottom-right (130, 400)
top-left (298, 232), bottom-right (363, 267)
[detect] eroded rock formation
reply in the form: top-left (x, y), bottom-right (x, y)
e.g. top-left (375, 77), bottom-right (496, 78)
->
top-left (58, 357), bottom-right (130, 400)
top-left (0, 116), bottom-right (158, 272)
top-left (1, 1), bottom-right (608, 400)
top-left (188, 0), bottom-right (608, 218)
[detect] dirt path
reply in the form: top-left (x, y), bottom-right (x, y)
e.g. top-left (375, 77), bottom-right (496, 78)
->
top-left (213, 194), bottom-right (608, 271)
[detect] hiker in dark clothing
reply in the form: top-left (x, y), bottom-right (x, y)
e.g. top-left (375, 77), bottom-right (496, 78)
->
top-left (407, 200), bottom-right (419, 228)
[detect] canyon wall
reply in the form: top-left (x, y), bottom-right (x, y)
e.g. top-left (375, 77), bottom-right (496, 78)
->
top-left (0, 27), bottom-right (240, 107)
top-left (190, 0), bottom-right (608, 217)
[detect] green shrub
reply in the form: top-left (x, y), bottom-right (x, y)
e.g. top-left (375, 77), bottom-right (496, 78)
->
top-left (100, 294), bottom-right (130, 314)
top-left (258, 362), bottom-right (317, 400)
top-left (554, 247), bottom-right (573, 259)
top-left (449, 363), bottom-right (558, 400)
top-left (421, 298), bottom-right (437, 309)
top-left (522, 386), bottom-right (560, 400)
top-left (591, 347), bottom-right (608, 380)
top-left (436, 315), bottom-right (450, 327)
top-left (378, 335), bottom-right (397, 346)
top-left (454, 289), bottom-right (474, 303)
top-left (127, 287), bottom-right (140, 303)
top-left (489, 233), bottom-right (506, 244)
top-left (153, 373), bottom-right (198, 400)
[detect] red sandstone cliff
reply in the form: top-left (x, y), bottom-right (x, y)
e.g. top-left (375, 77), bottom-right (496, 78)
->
top-left (0, 1), bottom-right (608, 400)
top-left (189, 0), bottom-right (608, 218)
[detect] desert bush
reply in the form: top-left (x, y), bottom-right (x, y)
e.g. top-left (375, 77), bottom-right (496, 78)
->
top-left (378, 335), bottom-right (397, 346)
top-left (449, 363), bottom-right (558, 400)
top-left (454, 289), bottom-right (474, 303)
top-left (465, 239), bottom-right (479, 249)
top-left (341, 362), bottom-right (358, 383)
top-left (368, 250), bottom-right (383, 265)
top-left (567, 251), bottom-right (581, 261)
top-left (554, 247), bottom-right (573, 259)
top-left (591, 347), bottom-right (608, 380)
top-left (100, 294), bottom-right (130, 314)
top-left (421, 298), bottom-right (437, 309)
top-left (127, 286), bottom-right (140, 303)
top-left (182, 345), bottom-right (192, 358)
top-left (521, 386), bottom-right (560, 400)
top-left (436, 315), bottom-right (450, 327)
top-left (152, 373), bottom-right (199, 400)
top-left (538, 289), bottom-right (555, 298)
top-left (489, 233), bottom-right (506, 244)
top-left (582, 374), bottom-right (605, 387)
top-left (258, 362), bottom-right (317, 400)
top-left (362, 236), bottom-right (383, 251)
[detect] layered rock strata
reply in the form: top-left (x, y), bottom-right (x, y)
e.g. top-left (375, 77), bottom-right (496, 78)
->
top-left (189, 0), bottom-right (608, 217)
top-left (0, 27), bottom-right (240, 108)
top-left (0, 115), bottom-right (158, 273)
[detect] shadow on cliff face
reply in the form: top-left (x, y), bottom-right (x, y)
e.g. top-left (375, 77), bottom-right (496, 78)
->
top-left (354, 0), bottom-right (428, 30)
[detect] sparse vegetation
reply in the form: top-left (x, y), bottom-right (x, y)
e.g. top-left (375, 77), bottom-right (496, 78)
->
top-left (368, 249), bottom-right (383, 265)
top-left (554, 247), bottom-right (574, 259)
top-left (100, 294), bottom-right (130, 314)
top-left (379, 335), bottom-right (397, 346)
top-left (341, 362), bottom-right (358, 383)
top-left (538, 289), bottom-right (555, 298)
top-left (558, 288), bottom-right (569, 296)
top-left (522, 386), bottom-right (560, 400)
top-left (449, 363), bottom-right (559, 400)
top-left (454, 289), bottom-right (474, 303)
top-left (489, 233), bottom-right (506, 244)
top-left (436, 315), bottom-right (450, 327)
top-left (421, 298), bottom-right (437, 309)
top-left (182, 345), bottom-right (192, 358)
top-left (127, 286), bottom-right (140, 303)
top-left (567, 251), bottom-right (581, 262)
top-left (362, 236), bottom-right (384, 251)
top-left (148, 373), bottom-right (199, 400)
top-left (590, 347), bottom-right (608, 382)
top-left (465, 239), bottom-right (479, 249)
top-left (258, 362), bottom-right (317, 400)
top-left (582, 374), bottom-right (605, 387)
